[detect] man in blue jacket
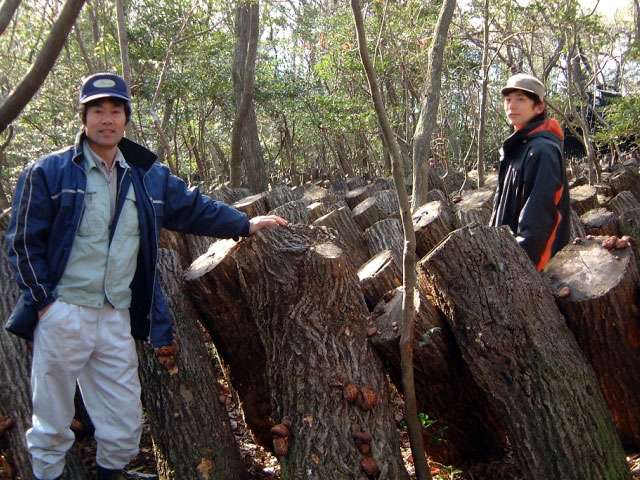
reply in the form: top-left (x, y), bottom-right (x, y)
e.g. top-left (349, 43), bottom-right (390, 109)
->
top-left (5, 73), bottom-right (286, 480)
top-left (490, 73), bottom-right (570, 271)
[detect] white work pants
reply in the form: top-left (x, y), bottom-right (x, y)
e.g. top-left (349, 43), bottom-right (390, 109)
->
top-left (26, 300), bottom-right (142, 480)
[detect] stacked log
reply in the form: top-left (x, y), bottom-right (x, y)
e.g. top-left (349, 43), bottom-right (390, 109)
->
top-left (186, 227), bottom-right (409, 480)
top-left (137, 247), bottom-right (248, 480)
top-left (545, 237), bottom-right (640, 449)
top-left (313, 207), bottom-right (369, 267)
top-left (369, 288), bottom-right (505, 466)
top-left (305, 202), bottom-right (329, 223)
top-left (580, 208), bottom-right (619, 236)
top-left (452, 189), bottom-right (494, 228)
top-left (345, 185), bottom-right (373, 209)
top-left (269, 199), bottom-right (310, 224)
top-left (357, 250), bottom-right (402, 310)
top-left (364, 218), bottom-right (404, 265)
top-left (419, 224), bottom-right (630, 480)
top-left (608, 191), bottom-right (640, 217)
top-left (303, 185), bottom-right (346, 211)
top-left (233, 193), bottom-right (268, 217)
top-left (352, 193), bottom-right (396, 231)
top-left (569, 208), bottom-right (587, 239)
top-left (209, 185), bottom-right (252, 204)
top-left (424, 189), bottom-right (447, 203)
top-left (412, 201), bottom-right (455, 259)
top-left (372, 189), bottom-right (399, 215)
top-left (569, 184), bottom-right (598, 215)
top-left (608, 167), bottom-right (640, 201)
top-left (264, 186), bottom-right (298, 211)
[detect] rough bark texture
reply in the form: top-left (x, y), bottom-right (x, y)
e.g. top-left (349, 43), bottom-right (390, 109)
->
top-left (302, 186), bottom-right (347, 211)
top-left (452, 189), bottom-right (493, 228)
top-left (570, 184), bottom-right (598, 215)
top-left (581, 208), bottom-right (619, 236)
top-left (352, 196), bottom-right (392, 231)
top-left (364, 218), bottom-right (404, 266)
top-left (184, 239), bottom-right (273, 449)
top-left (189, 226), bottom-right (409, 480)
top-left (370, 288), bottom-right (505, 467)
top-left (0, 218), bottom-right (88, 480)
top-left (371, 189), bottom-right (399, 216)
top-left (264, 186), bottom-right (298, 211)
top-left (412, 200), bottom-right (454, 259)
top-left (569, 207), bottom-right (587, 239)
top-left (233, 193), bottom-right (267, 218)
top-left (608, 167), bottom-right (640, 202)
top-left (424, 189), bottom-right (447, 203)
top-left (545, 238), bottom-right (640, 450)
top-left (357, 250), bottom-right (402, 311)
top-left (312, 207), bottom-right (369, 267)
top-left (137, 247), bottom-right (247, 480)
top-left (306, 202), bottom-right (329, 224)
top-left (419, 224), bottom-right (630, 480)
top-left (608, 191), bottom-right (640, 217)
top-left (268, 199), bottom-right (310, 225)
top-left (345, 185), bottom-right (374, 210)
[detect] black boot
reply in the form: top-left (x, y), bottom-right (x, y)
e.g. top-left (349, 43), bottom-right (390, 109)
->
top-left (96, 465), bottom-right (125, 480)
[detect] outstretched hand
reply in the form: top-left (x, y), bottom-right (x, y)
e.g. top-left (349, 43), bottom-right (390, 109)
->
top-left (249, 215), bottom-right (288, 235)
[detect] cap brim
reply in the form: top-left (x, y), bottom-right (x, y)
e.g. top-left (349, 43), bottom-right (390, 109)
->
top-left (501, 86), bottom-right (542, 99)
top-left (79, 93), bottom-right (130, 104)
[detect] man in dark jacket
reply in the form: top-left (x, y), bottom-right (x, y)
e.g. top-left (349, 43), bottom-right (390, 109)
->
top-left (490, 73), bottom-right (570, 271)
top-left (5, 73), bottom-right (286, 480)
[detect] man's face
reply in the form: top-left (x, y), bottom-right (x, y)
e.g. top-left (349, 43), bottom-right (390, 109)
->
top-left (83, 99), bottom-right (126, 150)
top-left (503, 90), bottom-right (545, 129)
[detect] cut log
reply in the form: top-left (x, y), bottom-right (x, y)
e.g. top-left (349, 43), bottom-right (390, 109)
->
top-left (452, 189), bottom-right (493, 228)
top-left (185, 238), bottom-right (273, 449)
top-left (372, 189), bottom-right (399, 215)
top-left (346, 176), bottom-right (368, 190)
top-left (569, 208), bottom-right (586, 239)
top-left (302, 185), bottom-right (346, 210)
top-left (364, 218), bottom-right (404, 266)
top-left (264, 186), bottom-right (298, 211)
top-left (412, 201), bottom-right (455, 259)
top-left (233, 193), bottom-right (268, 218)
top-left (352, 192), bottom-right (398, 231)
top-left (608, 167), bottom-right (640, 202)
top-left (188, 226), bottom-right (409, 480)
top-left (0, 218), bottom-right (88, 480)
top-left (545, 237), bottom-right (640, 449)
top-left (372, 177), bottom-right (394, 191)
top-left (357, 250), bottom-right (402, 311)
top-left (305, 202), bottom-right (329, 223)
top-left (580, 208), bottom-right (619, 236)
top-left (370, 288), bottom-right (505, 466)
top-left (608, 191), bottom-right (640, 217)
top-left (268, 199), bottom-right (310, 224)
top-left (424, 189), bottom-right (447, 203)
top-left (345, 185), bottom-right (373, 209)
top-left (419, 224), bottom-right (630, 480)
top-left (569, 184), bottom-right (598, 215)
top-left (313, 207), bottom-right (369, 267)
top-left (210, 185), bottom-right (252, 204)
top-left (137, 247), bottom-right (247, 480)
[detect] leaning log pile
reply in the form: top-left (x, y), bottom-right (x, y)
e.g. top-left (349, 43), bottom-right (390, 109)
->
top-left (2, 167), bottom-right (640, 480)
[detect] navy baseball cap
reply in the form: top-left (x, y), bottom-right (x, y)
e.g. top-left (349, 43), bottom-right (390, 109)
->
top-left (79, 73), bottom-right (130, 104)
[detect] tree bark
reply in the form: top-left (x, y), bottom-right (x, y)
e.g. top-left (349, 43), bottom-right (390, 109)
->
top-left (545, 237), bottom-right (640, 450)
top-left (370, 287), bottom-right (506, 467)
top-left (357, 249), bottom-right (402, 311)
top-left (0, 0), bottom-right (86, 134)
top-left (264, 186), bottom-right (298, 211)
top-left (268, 199), bottom-right (310, 224)
top-left (233, 193), bottom-right (267, 218)
top-left (412, 200), bottom-right (454, 259)
top-left (364, 218), bottom-right (404, 266)
top-left (419, 224), bottom-right (631, 480)
top-left (569, 208), bottom-right (587, 239)
top-left (137, 247), bottom-right (248, 480)
top-left (608, 191), bottom-right (640, 217)
top-left (312, 206), bottom-right (369, 267)
top-left (186, 227), bottom-right (408, 479)
top-left (476, 0), bottom-right (489, 189)
top-left (0, 0), bottom-right (20, 36)
top-left (410, 0), bottom-right (456, 212)
top-left (352, 195), bottom-right (395, 231)
top-left (452, 189), bottom-right (493, 228)
top-left (608, 168), bottom-right (640, 202)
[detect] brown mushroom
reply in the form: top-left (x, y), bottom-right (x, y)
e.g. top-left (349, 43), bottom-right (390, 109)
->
top-left (344, 383), bottom-right (359, 403)
top-left (357, 386), bottom-right (378, 411)
top-left (273, 436), bottom-right (289, 457)
top-left (360, 456), bottom-right (380, 476)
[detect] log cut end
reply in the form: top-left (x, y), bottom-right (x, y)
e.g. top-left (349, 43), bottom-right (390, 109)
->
top-left (184, 238), bottom-right (239, 280)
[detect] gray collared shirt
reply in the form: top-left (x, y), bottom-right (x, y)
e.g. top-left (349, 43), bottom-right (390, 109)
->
top-left (83, 141), bottom-right (129, 221)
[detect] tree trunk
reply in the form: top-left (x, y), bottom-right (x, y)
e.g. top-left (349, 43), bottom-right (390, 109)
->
top-left (419, 224), bottom-right (631, 480)
top-left (137, 247), bottom-right (248, 480)
top-left (312, 206), bottom-right (369, 267)
top-left (410, 0), bottom-right (456, 211)
top-left (230, 1), bottom-right (266, 192)
top-left (412, 200), bottom-right (454, 259)
top-left (364, 218), bottom-right (404, 266)
top-left (186, 227), bottom-right (408, 479)
top-left (0, 215), bottom-right (88, 480)
top-left (545, 237), bottom-right (640, 450)
top-left (476, 0), bottom-right (489, 189)
top-left (0, 0), bottom-right (20, 36)
top-left (0, 0), bottom-right (86, 134)
top-left (370, 287), bottom-right (506, 467)
top-left (357, 249), bottom-right (402, 311)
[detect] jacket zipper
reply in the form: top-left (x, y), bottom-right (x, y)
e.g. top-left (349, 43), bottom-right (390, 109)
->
top-left (142, 169), bottom-right (159, 343)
